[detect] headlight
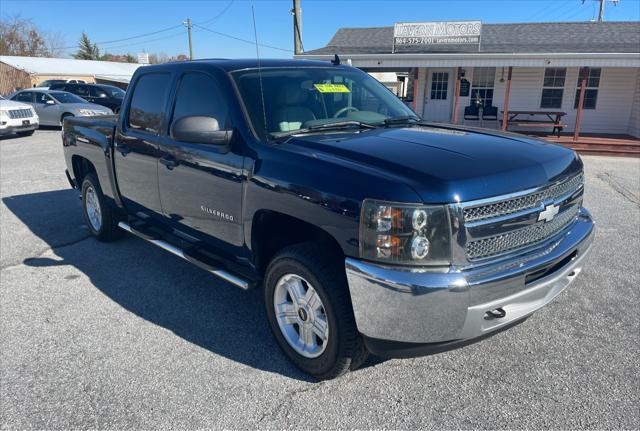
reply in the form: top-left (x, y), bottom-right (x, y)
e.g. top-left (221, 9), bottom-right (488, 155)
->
top-left (77, 109), bottom-right (93, 115)
top-left (0, 109), bottom-right (8, 117)
top-left (359, 199), bottom-right (451, 266)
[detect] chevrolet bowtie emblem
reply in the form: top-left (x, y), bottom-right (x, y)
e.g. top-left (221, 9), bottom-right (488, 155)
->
top-left (538, 203), bottom-right (560, 223)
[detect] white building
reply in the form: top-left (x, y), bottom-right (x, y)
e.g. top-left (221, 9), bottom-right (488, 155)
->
top-left (297, 21), bottom-right (640, 144)
top-left (0, 56), bottom-right (145, 94)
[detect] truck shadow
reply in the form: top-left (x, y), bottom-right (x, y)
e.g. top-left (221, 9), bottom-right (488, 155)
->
top-left (3, 189), bottom-right (383, 382)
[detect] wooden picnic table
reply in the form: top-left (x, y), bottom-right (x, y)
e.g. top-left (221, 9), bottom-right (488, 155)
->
top-left (501, 110), bottom-right (567, 137)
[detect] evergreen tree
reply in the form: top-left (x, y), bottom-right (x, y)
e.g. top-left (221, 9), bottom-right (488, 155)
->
top-left (73, 32), bottom-right (99, 60)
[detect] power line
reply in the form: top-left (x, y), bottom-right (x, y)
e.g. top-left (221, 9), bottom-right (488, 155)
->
top-left (529, 0), bottom-right (574, 22)
top-left (57, 24), bottom-right (184, 50)
top-left (61, 29), bottom-right (187, 53)
top-left (193, 23), bottom-right (293, 52)
top-left (198, 0), bottom-right (235, 26)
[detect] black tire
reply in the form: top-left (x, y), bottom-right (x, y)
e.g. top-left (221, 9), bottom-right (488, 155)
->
top-left (81, 172), bottom-right (122, 242)
top-left (264, 242), bottom-right (367, 380)
top-left (17, 130), bottom-right (35, 137)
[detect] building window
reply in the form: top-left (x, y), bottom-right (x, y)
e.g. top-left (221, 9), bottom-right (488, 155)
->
top-left (574, 68), bottom-right (601, 110)
top-left (470, 67), bottom-right (495, 108)
top-left (430, 72), bottom-right (449, 100)
top-left (540, 68), bottom-right (566, 109)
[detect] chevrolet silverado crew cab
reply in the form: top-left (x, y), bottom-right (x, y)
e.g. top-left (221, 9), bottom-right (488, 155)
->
top-left (62, 59), bottom-right (594, 379)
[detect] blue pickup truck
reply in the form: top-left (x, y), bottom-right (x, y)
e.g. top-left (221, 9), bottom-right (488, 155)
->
top-left (61, 59), bottom-right (594, 379)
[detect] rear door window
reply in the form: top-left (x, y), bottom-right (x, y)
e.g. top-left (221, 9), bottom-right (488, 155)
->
top-left (127, 73), bottom-right (171, 134)
top-left (13, 92), bottom-right (33, 103)
top-left (170, 72), bottom-right (229, 130)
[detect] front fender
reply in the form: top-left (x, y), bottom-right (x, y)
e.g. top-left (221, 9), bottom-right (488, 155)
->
top-left (242, 143), bottom-right (421, 258)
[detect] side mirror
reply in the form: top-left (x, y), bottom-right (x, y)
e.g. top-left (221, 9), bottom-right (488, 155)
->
top-left (45, 99), bottom-right (55, 105)
top-left (170, 115), bottom-right (232, 146)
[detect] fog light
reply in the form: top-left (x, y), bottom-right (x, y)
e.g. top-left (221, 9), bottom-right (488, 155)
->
top-left (411, 235), bottom-right (430, 260)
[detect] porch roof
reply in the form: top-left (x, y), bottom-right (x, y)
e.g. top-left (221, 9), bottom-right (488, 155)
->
top-left (296, 21), bottom-right (640, 68)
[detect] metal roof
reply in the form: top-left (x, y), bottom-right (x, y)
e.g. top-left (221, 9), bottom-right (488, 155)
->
top-left (0, 56), bottom-right (144, 80)
top-left (302, 21), bottom-right (640, 55)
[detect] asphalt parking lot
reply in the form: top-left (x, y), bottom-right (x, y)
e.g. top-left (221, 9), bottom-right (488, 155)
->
top-left (1, 129), bottom-right (639, 429)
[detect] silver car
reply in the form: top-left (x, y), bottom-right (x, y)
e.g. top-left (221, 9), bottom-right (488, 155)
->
top-left (9, 89), bottom-right (113, 126)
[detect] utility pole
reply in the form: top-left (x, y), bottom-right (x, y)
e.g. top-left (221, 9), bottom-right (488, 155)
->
top-left (184, 18), bottom-right (193, 60)
top-left (292, 0), bottom-right (302, 55)
top-left (598, 0), bottom-right (605, 21)
top-left (583, 0), bottom-right (619, 22)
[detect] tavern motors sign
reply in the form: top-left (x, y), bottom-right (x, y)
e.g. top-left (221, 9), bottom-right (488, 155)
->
top-left (393, 21), bottom-right (482, 46)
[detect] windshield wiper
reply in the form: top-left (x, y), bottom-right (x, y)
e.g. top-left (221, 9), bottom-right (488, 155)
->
top-left (270, 120), bottom-right (377, 139)
top-left (382, 115), bottom-right (421, 126)
top-left (307, 120), bottom-right (377, 131)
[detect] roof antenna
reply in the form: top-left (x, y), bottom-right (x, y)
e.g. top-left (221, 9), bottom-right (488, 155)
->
top-left (251, 3), bottom-right (268, 140)
top-left (331, 54), bottom-right (341, 65)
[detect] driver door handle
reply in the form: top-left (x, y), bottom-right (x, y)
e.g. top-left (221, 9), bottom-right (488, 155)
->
top-left (160, 156), bottom-right (178, 170)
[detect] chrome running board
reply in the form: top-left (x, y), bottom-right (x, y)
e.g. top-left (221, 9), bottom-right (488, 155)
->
top-left (118, 221), bottom-right (251, 290)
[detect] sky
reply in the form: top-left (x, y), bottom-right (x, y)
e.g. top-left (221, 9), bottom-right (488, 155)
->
top-left (2, 0), bottom-right (639, 59)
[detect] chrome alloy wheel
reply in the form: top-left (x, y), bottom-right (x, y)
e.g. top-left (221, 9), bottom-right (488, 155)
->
top-left (273, 274), bottom-right (329, 358)
top-left (84, 185), bottom-right (102, 232)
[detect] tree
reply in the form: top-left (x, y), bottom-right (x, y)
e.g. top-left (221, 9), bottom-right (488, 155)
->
top-left (0, 14), bottom-right (65, 57)
top-left (73, 32), bottom-right (100, 60)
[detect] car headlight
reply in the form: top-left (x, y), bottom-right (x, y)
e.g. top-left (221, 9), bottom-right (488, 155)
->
top-left (359, 199), bottom-right (452, 266)
top-left (77, 109), bottom-right (93, 115)
top-left (0, 109), bottom-right (8, 118)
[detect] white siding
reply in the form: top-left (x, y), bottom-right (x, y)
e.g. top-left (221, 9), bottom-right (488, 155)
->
top-left (451, 66), bottom-right (639, 135)
top-left (628, 70), bottom-right (640, 138)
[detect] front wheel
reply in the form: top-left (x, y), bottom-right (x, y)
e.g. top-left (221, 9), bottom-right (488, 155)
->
top-left (81, 173), bottom-right (122, 242)
top-left (60, 113), bottom-right (74, 127)
top-left (264, 243), bottom-right (367, 379)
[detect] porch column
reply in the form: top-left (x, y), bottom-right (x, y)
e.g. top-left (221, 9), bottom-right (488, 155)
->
top-left (412, 68), bottom-right (419, 112)
top-left (501, 66), bottom-right (513, 131)
top-left (574, 66), bottom-right (589, 142)
top-left (452, 67), bottom-right (462, 124)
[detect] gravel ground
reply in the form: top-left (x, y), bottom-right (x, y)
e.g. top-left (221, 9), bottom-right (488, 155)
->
top-left (1, 129), bottom-right (639, 429)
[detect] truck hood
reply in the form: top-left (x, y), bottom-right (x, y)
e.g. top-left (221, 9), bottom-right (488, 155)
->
top-left (281, 125), bottom-right (582, 203)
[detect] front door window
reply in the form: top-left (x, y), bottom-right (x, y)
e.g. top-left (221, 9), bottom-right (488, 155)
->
top-left (430, 72), bottom-right (449, 100)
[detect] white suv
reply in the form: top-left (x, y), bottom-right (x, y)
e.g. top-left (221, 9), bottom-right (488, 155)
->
top-left (0, 96), bottom-right (39, 136)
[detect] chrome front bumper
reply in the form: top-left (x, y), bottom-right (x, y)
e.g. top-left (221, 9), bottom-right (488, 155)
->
top-left (345, 208), bottom-right (594, 353)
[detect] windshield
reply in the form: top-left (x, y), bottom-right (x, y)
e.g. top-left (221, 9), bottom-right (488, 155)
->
top-left (49, 91), bottom-right (87, 104)
top-left (101, 86), bottom-right (125, 99)
top-left (232, 67), bottom-right (417, 140)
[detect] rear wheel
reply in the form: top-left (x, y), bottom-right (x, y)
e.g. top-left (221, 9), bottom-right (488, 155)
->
top-left (264, 243), bottom-right (367, 379)
top-left (81, 172), bottom-right (122, 242)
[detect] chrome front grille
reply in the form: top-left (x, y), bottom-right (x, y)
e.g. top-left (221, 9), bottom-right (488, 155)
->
top-left (455, 173), bottom-right (584, 263)
top-left (464, 174), bottom-right (584, 223)
top-left (8, 108), bottom-right (33, 119)
top-left (466, 204), bottom-right (580, 260)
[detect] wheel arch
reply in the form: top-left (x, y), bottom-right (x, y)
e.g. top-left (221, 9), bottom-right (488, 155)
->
top-left (71, 155), bottom-right (96, 185)
top-left (251, 210), bottom-right (345, 277)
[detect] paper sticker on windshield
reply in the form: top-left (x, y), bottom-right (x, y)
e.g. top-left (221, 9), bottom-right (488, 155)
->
top-left (314, 83), bottom-right (350, 93)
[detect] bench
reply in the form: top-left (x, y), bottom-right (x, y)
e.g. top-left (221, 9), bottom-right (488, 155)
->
top-left (502, 111), bottom-right (567, 137)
